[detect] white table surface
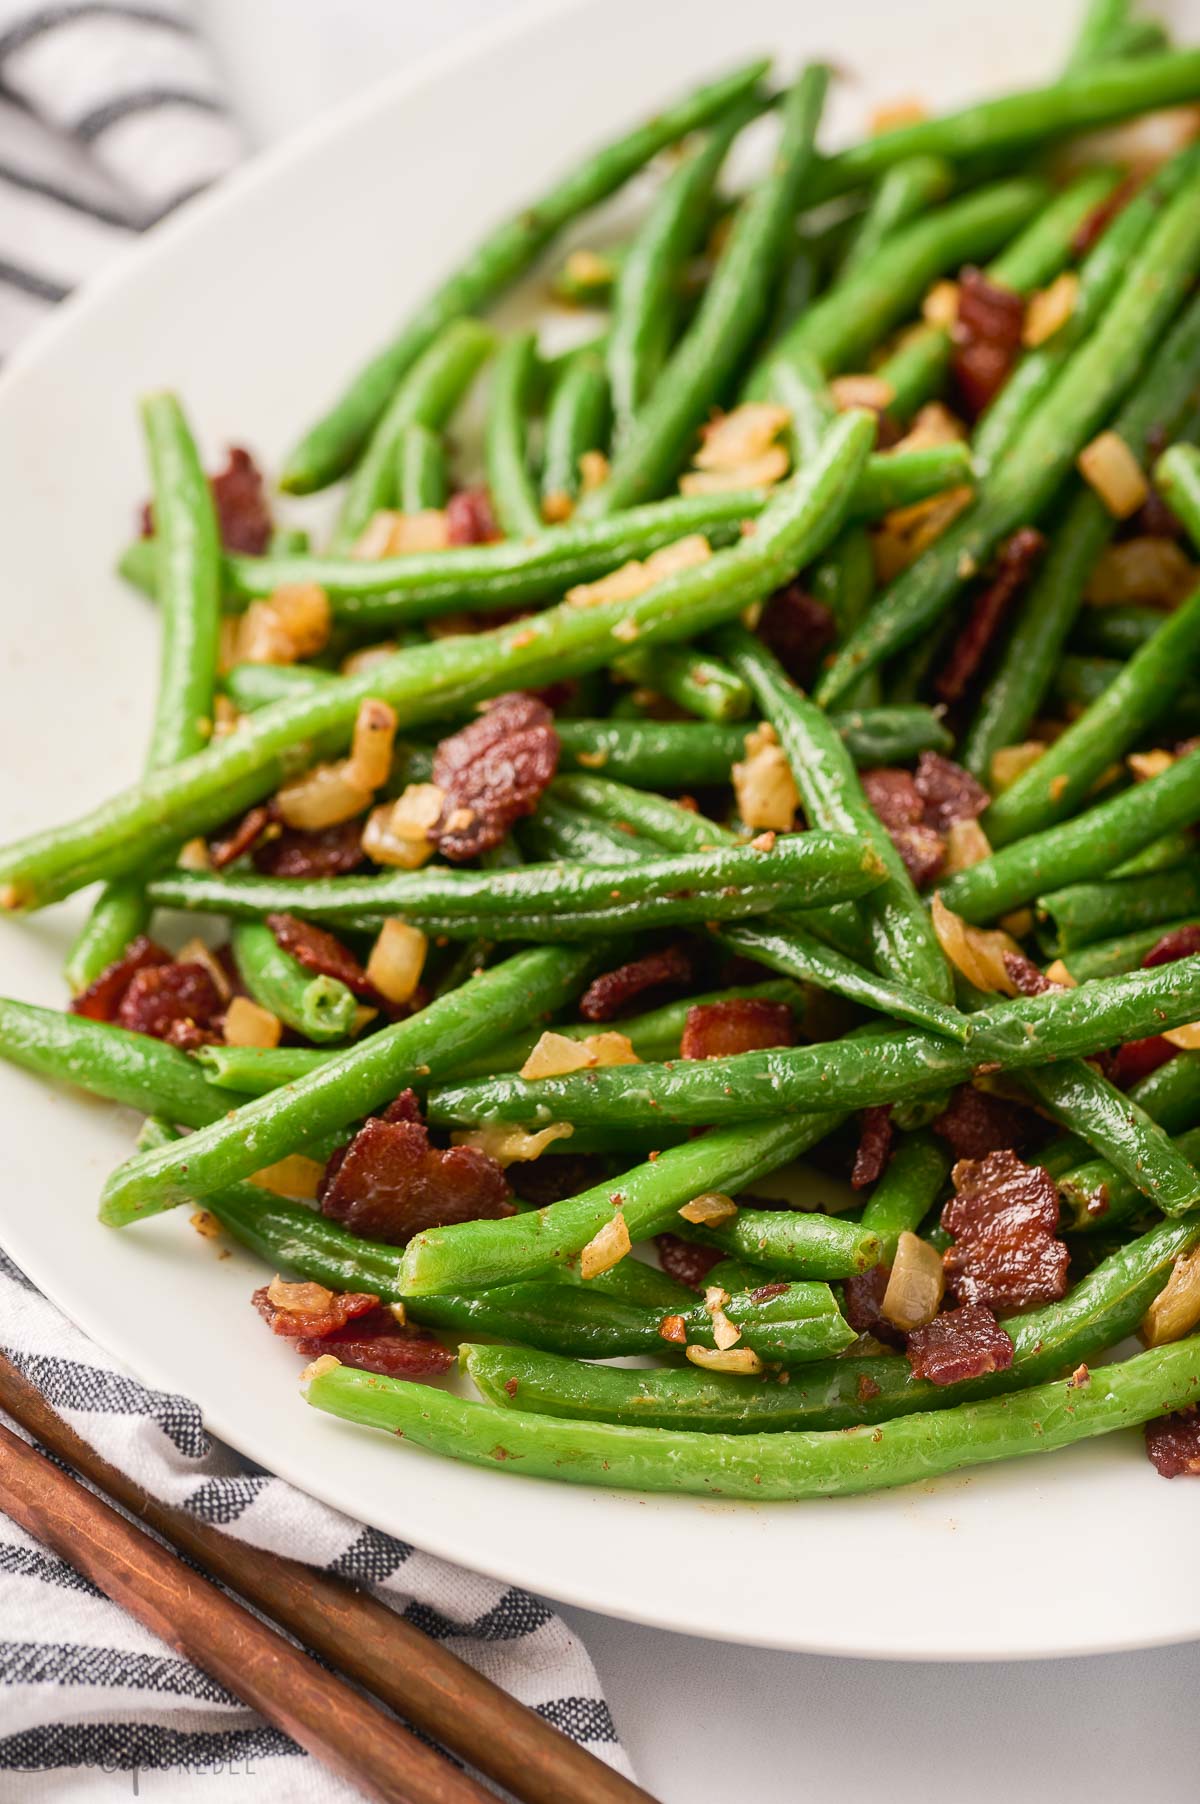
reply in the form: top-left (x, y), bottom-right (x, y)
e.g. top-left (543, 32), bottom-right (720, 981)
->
top-left (200, 3), bottom-right (1200, 1796)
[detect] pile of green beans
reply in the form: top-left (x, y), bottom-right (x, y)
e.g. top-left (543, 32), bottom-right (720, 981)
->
top-left (7, 22), bottom-right (1200, 1511)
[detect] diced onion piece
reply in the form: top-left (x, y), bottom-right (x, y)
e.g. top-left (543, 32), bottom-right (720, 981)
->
top-left (579, 450), bottom-right (610, 492)
top-left (266, 1275), bottom-right (335, 1315)
top-left (580, 1211), bottom-right (631, 1280)
top-left (873, 485), bottom-right (974, 583)
top-left (685, 1344), bottom-right (764, 1375)
top-left (190, 1209), bottom-right (221, 1240)
top-left (1164, 1021), bottom-right (1200, 1051)
top-left (520, 1031), bottom-right (598, 1080)
top-left (178, 936), bottom-right (232, 1002)
top-left (276, 762), bottom-right (373, 831)
top-left (346, 698), bottom-right (398, 790)
top-left (1128, 748), bottom-right (1175, 783)
top-left (583, 1031), bottom-right (640, 1067)
top-left (1023, 271), bottom-right (1078, 348)
top-left (921, 281), bottom-right (959, 328)
top-left (352, 512), bottom-right (404, 560)
top-left (680, 447), bottom-right (788, 494)
top-left (881, 1231), bottom-right (945, 1331)
top-left (1043, 959), bottom-right (1077, 989)
top-left (829, 374), bottom-right (895, 412)
top-left (932, 894), bottom-right (1023, 996)
top-left (942, 818), bottom-right (991, 875)
top-left (990, 740), bottom-right (1046, 792)
top-left (566, 533), bottom-right (710, 608)
top-left (891, 401), bottom-right (965, 453)
top-left (300, 1353), bottom-right (342, 1383)
top-left (366, 919), bottom-right (427, 1005)
top-left (341, 642), bottom-right (398, 676)
top-left (362, 783), bottom-right (444, 870)
top-left (237, 583), bottom-right (331, 665)
top-left (732, 722), bottom-right (799, 831)
top-left (693, 402), bottom-right (790, 471)
top-left (1085, 536), bottom-right (1196, 607)
top-left (563, 247), bottom-right (614, 289)
top-left (177, 838), bottom-right (211, 872)
top-left (678, 1191), bottom-right (738, 1226)
top-left (213, 695), bottom-right (242, 738)
top-left (542, 490), bottom-right (573, 524)
top-left (388, 510), bottom-right (451, 554)
top-left (249, 1155), bottom-right (325, 1201)
top-left (452, 1121), bottom-right (574, 1167)
top-left (872, 96), bottom-right (926, 133)
top-left (224, 995), bottom-right (282, 1049)
top-left (999, 908), bottom-right (1034, 939)
top-left (1077, 430), bottom-right (1150, 520)
top-left (1141, 1246), bottom-right (1200, 1346)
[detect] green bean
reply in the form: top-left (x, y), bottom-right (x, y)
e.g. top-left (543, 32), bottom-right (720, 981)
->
top-left (197, 1044), bottom-right (333, 1093)
top-left (1060, 1124), bottom-right (1200, 1233)
top-left (1051, 656), bottom-right (1200, 732)
top-left (836, 155), bottom-right (954, 281)
top-left (680, 1198), bottom-right (879, 1278)
top-left (145, 830), bottom-right (884, 937)
top-left (464, 1214), bottom-right (1200, 1432)
top-left (330, 318), bottom-right (494, 552)
top-left (873, 325), bottom-right (952, 423)
top-left (1156, 442), bottom-right (1200, 554)
top-left (1065, 0), bottom-right (1133, 69)
top-left (280, 57), bottom-right (769, 492)
top-left (540, 348), bottom-right (610, 515)
top-left (859, 1131), bottom-right (951, 1260)
top-left (718, 624), bottom-right (954, 1003)
top-left (230, 921), bottom-right (358, 1045)
top-left (613, 643), bottom-right (750, 722)
top-left (580, 64), bottom-right (829, 516)
top-left (1056, 919), bottom-right (1200, 983)
top-left (941, 745), bottom-right (1200, 923)
top-left (397, 421), bottom-right (448, 512)
top-left (66, 394), bottom-right (223, 993)
top-left (0, 411), bottom-right (875, 913)
top-left (0, 997), bottom-right (247, 1128)
top-left (1128, 1050), bottom-right (1200, 1137)
top-left (806, 52), bottom-right (1200, 203)
top-left (1037, 858), bottom-right (1200, 953)
top-left (399, 1114), bottom-right (857, 1297)
top-left (816, 175), bottom-right (1200, 708)
top-left (305, 1331), bottom-right (1200, 1500)
top-left (1072, 604), bottom-right (1164, 659)
top-left (1016, 1055), bottom-right (1200, 1216)
top-left (96, 945), bottom-right (600, 1226)
top-left (423, 959), bottom-right (1200, 1132)
top-left (484, 331), bottom-right (543, 538)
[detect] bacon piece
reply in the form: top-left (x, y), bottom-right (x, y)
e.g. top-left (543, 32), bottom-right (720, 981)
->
top-left (1071, 176), bottom-right (1136, 257)
top-left (144, 447), bottom-right (272, 555)
top-left (654, 1232), bottom-right (723, 1292)
top-left (750, 1282), bottom-right (789, 1304)
top-left (1142, 925), bottom-right (1200, 968)
top-left (935, 528), bottom-right (1046, 704)
top-left (578, 945), bottom-right (694, 1022)
top-left (842, 1265), bottom-right (905, 1349)
top-left (905, 1302), bottom-right (1014, 1385)
top-left (208, 804), bottom-right (274, 871)
top-left (320, 1097), bottom-right (513, 1245)
top-left (265, 913), bottom-right (378, 1002)
top-left (890, 823), bottom-right (946, 888)
top-left (757, 582), bottom-right (837, 689)
top-left (942, 1148), bottom-right (1069, 1309)
top-left (1145, 1407), bottom-right (1200, 1477)
top-left (851, 1106), bottom-right (894, 1190)
top-left (446, 486), bottom-right (499, 546)
top-left (253, 1284), bottom-right (379, 1339)
top-left (70, 935), bottom-right (173, 1023)
top-left (680, 998), bottom-right (795, 1060)
top-left (508, 1153), bottom-right (604, 1207)
top-left (116, 961), bottom-right (225, 1043)
top-left (294, 1309), bottom-right (456, 1378)
top-left (913, 752), bottom-right (989, 834)
top-left (1112, 1034), bottom-right (1178, 1087)
top-left (431, 692), bottom-right (560, 860)
top-left (951, 267), bottom-right (1025, 418)
top-left (932, 1084), bottom-right (1038, 1160)
top-left (860, 767), bottom-right (946, 887)
top-left (1001, 950), bottom-right (1055, 997)
top-left (252, 818), bottom-right (368, 879)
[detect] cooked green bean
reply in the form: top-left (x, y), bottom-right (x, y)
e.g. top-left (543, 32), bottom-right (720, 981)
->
top-left (679, 1199), bottom-right (879, 1278)
top-left (836, 155), bottom-right (954, 281)
top-left (230, 921), bottom-right (358, 1044)
top-left (1072, 604), bottom-right (1164, 660)
top-left (540, 347), bottom-right (610, 514)
top-left (1037, 858), bottom-right (1200, 953)
top-left (859, 1131), bottom-right (951, 1260)
top-left (613, 643), bottom-right (750, 722)
top-left (1156, 441), bottom-right (1200, 553)
top-left (1060, 1124), bottom-right (1200, 1233)
top-left (484, 331), bottom-right (543, 538)
top-left (197, 1043), bottom-right (333, 1093)
top-left (397, 421), bottom-right (448, 512)
top-left (1056, 919), bottom-right (1200, 983)
top-left (1128, 1050), bottom-right (1200, 1136)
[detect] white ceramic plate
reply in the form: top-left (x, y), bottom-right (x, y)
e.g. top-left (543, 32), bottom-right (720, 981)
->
top-left (2, 0), bottom-right (1199, 1660)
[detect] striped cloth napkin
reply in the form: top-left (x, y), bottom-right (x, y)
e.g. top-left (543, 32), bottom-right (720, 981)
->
top-left (0, 4), bottom-right (630, 1796)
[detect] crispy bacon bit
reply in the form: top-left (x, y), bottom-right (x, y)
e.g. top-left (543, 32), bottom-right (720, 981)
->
top-left (1072, 177), bottom-right (1135, 257)
top-left (905, 1302), bottom-right (1014, 1385)
top-left (430, 692), bottom-right (559, 860)
top-left (757, 582), bottom-right (837, 689)
top-left (681, 998), bottom-right (795, 1060)
top-left (579, 945), bottom-right (694, 1022)
top-left (208, 804), bottom-right (274, 871)
top-left (1112, 1034), bottom-right (1178, 1087)
top-left (253, 1283), bottom-right (379, 1339)
top-left (295, 1310), bottom-right (456, 1378)
top-left (942, 1149), bottom-right (1069, 1310)
top-left (1145, 1407), bottom-right (1200, 1477)
top-left (935, 528), bottom-right (1045, 704)
top-left (266, 913), bottom-right (378, 1002)
top-left (251, 818), bottom-right (367, 879)
top-left (861, 768), bottom-right (946, 886)
top-left (951, 267), bottom-right (1025, 417)
top-left (508, 1153), bottom-right (604, 1207)
top-left (857, 1372), bottom-right (882, 1403)
top-left (1143, 925), bottom-right (1200, 968)
top-left (852, 1106), bottom-right (894, 1190)
top-left (320, 1091), bottom-right (513, 1244)
top-left (1001, 950), bottom-right (1055, 997)
top-left (655, 1232), bottom-right (723, 1292)
top-left (913, 752), bottom-right (989, 834)
top-left (659, 1313), bottom-right (688, 1345)
top-left (116, 961), bottom-right (224, 1043)
top-left (842, 1266), bottom-right (905, 1349)
top-left (70, 935), bottom-right (172, 1022)
top-left (750, 1282), bottom-right (789, 1304)
top-left (446, 486), bottom-right (499, 546)
top-left (142, 446), bottom-right (272, 555)
top-left (933, 1085), bottom-right (1038, 1160)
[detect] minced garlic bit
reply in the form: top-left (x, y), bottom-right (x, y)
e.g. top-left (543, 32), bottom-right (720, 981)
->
top-left (224, 995), bottom-right (283, 1049)
top-left (1142, 1245), bottom-right (1200, 1346)
top-left (542, 490), bottom-right (573, 525)
top-left (1023, 271), bottom-right (1078, 348)
top-left (931, 894), bottom-right (1024, 996)
top-left (1128, 748), bottom-right (1175, 783)
top-left (579, 449), bottom-right (610, 492)
top-left (872, 485), bottom-right (974, 584)
top-left (891, 401), bottom-right (965, 454)
top-left (267, 1274), bottom-right (334, 1315)
top-left (681, 402), bottom-right (791, 495)
top-left (921, 280), bottom-right (959, 329)
top-left (941, 817), bottom-right (992, 875)
top-left (732, 721), bottom-right (799, 831)
top-left (1085, 537), bottom-right (1197, 608)
top-left (235, 582), bottom-right (331, 665)
top-left (566, 533), bottom-right (711, 609)
top-left (177, 838), bottom-right (211, 872)
top-left (685, 1345), bottom-right (764, 1375)
top-left (190, 1209), bottom-right (222, 1241)
top-left (178, 936), bottom-right (232, 1001)
top-left (829, 374), bottom-right (895, 412)
top-left (1077, 430), bottom-right (1150, 520)
top-left (678, 1191), bottom-right (738, 1226)
top-left (249, 1155), bottom-right (325, 1202)
top-left (580, 1210), bottom-right (631, 1280)
top-left (362, 781), bottom-right (445, 870)
top-left (453, 1121), bottom-right (575, 1167)
top-left (990, 740), bottom-right (1046, 793)
top-left (520, 1031), bottom-right (598, 1080)
top-left (351, 509), bottom-right (450, 558)
top-left (366, 918), bottom-right (428, 1005)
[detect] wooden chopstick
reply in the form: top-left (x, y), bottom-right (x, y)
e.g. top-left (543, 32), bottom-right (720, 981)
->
top-left (0, 1353), bottom-right (658, 1804)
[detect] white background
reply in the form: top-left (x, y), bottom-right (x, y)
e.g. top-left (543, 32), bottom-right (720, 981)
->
top-left (198, 3), bottom-right (1200, 1797)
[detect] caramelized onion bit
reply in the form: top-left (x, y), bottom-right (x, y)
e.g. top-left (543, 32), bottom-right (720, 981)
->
top-left (684, 1344), bottom-right (764, 1375)
top-left (1077, 430), bottom-right (1150, 520)
top-left (223, 995), bottom-right (282, 1049)
top-left (678, 1191), bottom-right (738, 1227)
top-left (1022, 271), bottom-right (1078, 348)
top-left (566, 533), bottom-right (711, 608)
top-left (362, 782), bottom-right (445, 870)
top-left (250, 1155), bottom-right (325, 1200)
top-left (520, 1032), bottom-right (597, 1080)
top-left (932, 894), bottom-right (1023, 996)
top-left (732, 721), bottom-right (799, 830)
top-left (580, 1211), bottom-right (631, 1280)
top-left (1142, 1246), bottom-right (1200, 1347)
top-left (990, 740), bottom-right (1046, 792)
top-left (365, 919), bottom-right (427, 1006)
top-left (881, 1231), bottom-right (945, 1331)
top-left (452, 1121), bottom-right (574, 1167)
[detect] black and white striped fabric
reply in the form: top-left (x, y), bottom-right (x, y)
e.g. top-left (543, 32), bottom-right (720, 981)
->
top-left (0, 0), bottom-right (242, 355)
top-left (0, 5), bottom-right (630, 1792)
